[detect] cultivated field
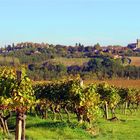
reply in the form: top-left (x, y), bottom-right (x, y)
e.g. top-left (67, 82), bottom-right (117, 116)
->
top-left (50, 57), bottom-right (90, 66)
top-left (0, 56), bottom-right (20, 65)
top-left (129, 57), bottom-right (140, 66)
top-left (84, 79), bottom-right (140, 89)
top-left (46, 56), bottom-right (140, 67)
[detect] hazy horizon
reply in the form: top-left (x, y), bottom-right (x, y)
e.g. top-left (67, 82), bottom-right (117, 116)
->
top-left (0, 0), bottom-right (140, 47)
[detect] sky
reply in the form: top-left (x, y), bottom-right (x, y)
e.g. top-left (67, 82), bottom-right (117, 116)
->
top-left (0, 0), bottom-right (140, 47)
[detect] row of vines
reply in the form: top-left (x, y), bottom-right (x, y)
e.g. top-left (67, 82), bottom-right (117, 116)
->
top-left (0, 67), bottom-right (140, 139)
top-left (33, 78), bottom-right (140, 123)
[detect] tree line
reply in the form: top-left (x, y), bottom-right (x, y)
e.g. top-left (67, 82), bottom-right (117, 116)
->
top-left (0, 54), bottom-right (139, 80)
top-left (27, 57), bottom-right (140, 80)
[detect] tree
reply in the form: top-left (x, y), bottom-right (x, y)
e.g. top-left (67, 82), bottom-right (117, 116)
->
top-left (86, 58), bottom-right (103, 78)
top-left (94, 43), bottom-right (101, 50)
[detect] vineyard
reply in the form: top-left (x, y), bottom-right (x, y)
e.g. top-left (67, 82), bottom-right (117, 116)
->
top-left (0, 67), bottom-right (140, 139)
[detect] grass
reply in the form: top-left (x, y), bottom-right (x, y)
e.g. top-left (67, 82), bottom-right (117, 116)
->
top-left (24, 112), bottom-right (94, 139)
top-left (6, 113), bottom-right (94, 139)
top-left (96, 110), bottom-right (140, 140)
top-left (2, 109), bottom-right (139, 140)
top-left (20, 115), bottom-right (93, 140)
top-left (50, 57), bottom-right (90, 66)
top-left (25, 120), bottom-right (93, 139)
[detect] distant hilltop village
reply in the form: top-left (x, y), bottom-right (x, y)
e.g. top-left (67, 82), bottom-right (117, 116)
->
top-left (127, 39), bottom-right (140, 49)
top-left (0, 39), bottom-right (140, 59)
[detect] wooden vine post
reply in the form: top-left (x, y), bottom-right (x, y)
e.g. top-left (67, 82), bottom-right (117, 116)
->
top-left (15, 70), bottom-right (23, 140)
top-left (15, 112), bottom-right (26, 140)
top-left (15, 70), bottom-right (34, 140)
top-left (105, 101), bottom-right (109, 119)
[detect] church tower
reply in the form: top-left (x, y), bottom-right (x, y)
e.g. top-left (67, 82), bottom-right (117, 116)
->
top-left (136, 39), bottom-right (140, 48)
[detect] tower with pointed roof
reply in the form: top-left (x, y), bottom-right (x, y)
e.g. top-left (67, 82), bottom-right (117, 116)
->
top-left (136, 39), bottom-right (140, 48)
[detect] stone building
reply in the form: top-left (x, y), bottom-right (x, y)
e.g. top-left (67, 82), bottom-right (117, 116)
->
top-left (127, 39), bottom-right (140, 49)
top-left (136, 39), bottom-right (140, 48)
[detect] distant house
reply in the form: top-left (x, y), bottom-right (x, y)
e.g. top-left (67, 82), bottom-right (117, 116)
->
top-left (127, 43), bottom-right (136, 49)
top-left (127, 39), bottom-right (140, 49)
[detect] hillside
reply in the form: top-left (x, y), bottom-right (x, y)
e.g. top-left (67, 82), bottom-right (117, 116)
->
top-left (0, 43), bottom-right (140, 81)
top-left (50, 57), bottom-right (90, 66)
top-left (0, 56), bottom-right (20, 66)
